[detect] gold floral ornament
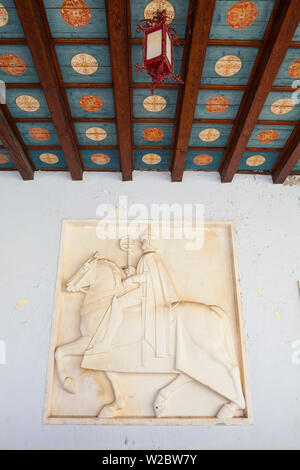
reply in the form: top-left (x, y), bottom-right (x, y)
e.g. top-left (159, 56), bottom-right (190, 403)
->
top-left (288, 59), bottom-right (300, 79)
top-left (71, 53), bottom-right (98, 75)
top-left (226, 1), bottom-right (258, 30)
top-left (0, 54), bottom-right (26, 76)
top-left (215, 55), bottom-right (242, 77)
top-left (271, 98), bottom-right (295, 115)
top-left (29, 127), bottom-right (50, 141)
top-left (143, 95), bottom-right (167, 112)
top-left (257, 130), bottom-right (279, 143)
top-left (142, 153), bottom-right (162, 165)
top-left (86, 127), bottom-right (107, 141)
top-left (193, 155), bottom-right (213, 166)
top-left (80, 95), bottom-right (103, 112)
top-left (199, 128), bottom-right (221, 142)
top-left (91, 153), bottom-right (110, 165)
top-left (16, 95), bottom-right (40, 112)
top-left (246, 155), bottom-right (266, 167)
top-left (206, 96), bottom-right (230, 113)
top-left (142, 128), bottom-right (164, 141)
top-left (40, 153), bottom-right (59, 164)
top-left (144, 0), bottom-right (175, 25)
top-left (0, 153), bottom-right (9, 164)
top-left (60, 0), bottom-right (92, 27)
top-left (0, 3), bottom-right (8, 27)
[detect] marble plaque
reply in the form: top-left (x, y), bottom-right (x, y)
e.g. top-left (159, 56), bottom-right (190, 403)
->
top-left (44, 220), bottom-right (252, 425)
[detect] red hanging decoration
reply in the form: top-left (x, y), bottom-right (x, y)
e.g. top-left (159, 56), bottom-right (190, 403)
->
top-left (134, 9), bottom-right (184, 94)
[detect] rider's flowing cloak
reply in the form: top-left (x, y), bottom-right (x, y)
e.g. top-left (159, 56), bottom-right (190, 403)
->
top-left (137, 250), bottom-right (179, 358)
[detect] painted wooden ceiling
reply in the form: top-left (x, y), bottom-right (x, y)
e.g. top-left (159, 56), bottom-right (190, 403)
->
top-left (0, 0), bottom-right (299, 182)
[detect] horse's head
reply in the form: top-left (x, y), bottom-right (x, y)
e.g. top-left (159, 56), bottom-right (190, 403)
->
top-left (66, 252), bottom-right (100, 293)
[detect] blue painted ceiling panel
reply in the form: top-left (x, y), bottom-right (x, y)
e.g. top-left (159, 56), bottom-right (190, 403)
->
top-left (259, 91), bottom-right (300, 121)
top-left (273, 49), bottom-right (300, 87)
top-left (202, 46), bottom-right (259, 85)
top-left (0, 149), bottom-right (16, 168)
top-left (133, 122), bottom-right (174, 146)
top-left (66, 88), bottom-right (115, 118)
top-left (185, 150), bottom-right (224, 170)
top-left (238, 150), bottom-right (280, 171)
top-left (293, 23), bottom-right (300, 42)
top-left (55, 44), bottom-right (112, 83)
top-left (194, 89), bottom-right (244, 120)
top-left (130, 0), bottom-right (190, 39)
top-left (189, 123), bottom-right (233, 147)
top-left (0, 45), bottom-right (40, 83)
top-left (248, 125), bottom-right (295, 148)
top-left (209, 0), bottom-right (276, 40)
top-left (0, 0), bottom-right (24, 38)
top-left (16, 122), bottom-right (60, 146)
top-left (28, 148), bottom-right (68, 169)
top-left (74, 121), bottom-right (118, 146)
top-left (81, 148), bottom-right (120, 169)
top-left (132, 88), bottom-right (178, 118)
top-left (43, 0), bottom-right (108, 38)
top-left (134, 149), bottom-right (170, 170)
top-left (6, 88), bottom-right (51, 118)
top-left (293, 159), bottom-right (300, 172)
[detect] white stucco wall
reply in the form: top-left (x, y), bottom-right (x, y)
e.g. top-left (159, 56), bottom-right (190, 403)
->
top-left (0, 171), bottom-right (299, 450)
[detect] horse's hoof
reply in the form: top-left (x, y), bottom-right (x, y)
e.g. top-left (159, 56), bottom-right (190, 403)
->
top-left (217, 403), bottom-right (243, 420)
top-left (64, 377), bottom-right (76, 394)
top-left (153, 394), bottom-right (167, 418)
top-left (98, 405), bottom-right (117, 418)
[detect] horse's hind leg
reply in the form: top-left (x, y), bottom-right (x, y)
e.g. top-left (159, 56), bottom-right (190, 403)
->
top-left (98, 372), bottom-right (125, 418)
top-left (216, 365), bottom-right (246, 420)
top-left (154, 373), bottom-right (193, 418)
top-left (55, 336), bottom-right (91, 394)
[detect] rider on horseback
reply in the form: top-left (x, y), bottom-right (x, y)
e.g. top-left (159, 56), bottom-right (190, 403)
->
top-left (83, 234), bottom-right (179, 358)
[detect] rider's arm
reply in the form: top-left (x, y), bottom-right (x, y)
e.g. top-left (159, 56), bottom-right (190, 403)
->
top-left (123, 273), bottom-right (147, 288)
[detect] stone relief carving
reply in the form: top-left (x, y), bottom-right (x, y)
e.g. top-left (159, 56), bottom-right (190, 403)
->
top-left (54, 232), bottom-right (246, 421)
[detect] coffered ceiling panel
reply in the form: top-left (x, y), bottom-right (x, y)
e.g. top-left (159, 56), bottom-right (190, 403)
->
top-left (134, 149), bottom-right (171, 170)
top-left (209, 0), bottom-right (276, 40)
top-left (185, 150), bottom-right (224, 171)
top-left (43, 0), bottom-right (108, 38)
top-left (81, 148), bottom-right (120, 170)
top-left (55, 44), bottom-right (112, 83)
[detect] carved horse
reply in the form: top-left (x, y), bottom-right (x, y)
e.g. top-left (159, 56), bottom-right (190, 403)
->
top-left (55, 253), bottom-right (245, 420)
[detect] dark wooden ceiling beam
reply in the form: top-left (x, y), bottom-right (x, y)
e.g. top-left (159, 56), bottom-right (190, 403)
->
top-left (6, 82), bottom-right (297, 93)
top-left (220, 0), bottom-right (300, 183)
top-left (105, 0), bottom-right (133, 181)
top-left (53, 38), bottom-right (109, 45)
top-left (272, 126), bottom-right (300, 183)
top-left (0, 105), bottom-right (34, 180)
top-left (14, 0), bottom-right (83, 180)
top-left (171, 0), bottom-right (216, 182)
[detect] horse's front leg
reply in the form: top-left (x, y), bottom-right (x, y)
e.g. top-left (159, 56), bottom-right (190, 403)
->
top-left (98, 372), bottom-right (125, 418)
top-left (153, 373), bottom-right (193, 417)
top-left (55, 336), bottom-right (91, 394)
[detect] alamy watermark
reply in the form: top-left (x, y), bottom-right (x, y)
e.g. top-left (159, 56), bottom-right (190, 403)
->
top-left (0, 340), bottom-right (6, 365)
top-left (291, 340), bottom-right (300, 366)
top-left (96, 196), bottom-right (205, 250)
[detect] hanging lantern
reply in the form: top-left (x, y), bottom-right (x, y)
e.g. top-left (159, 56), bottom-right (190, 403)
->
top-left (134, 9), bottom-right (183, 94)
